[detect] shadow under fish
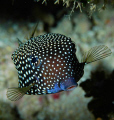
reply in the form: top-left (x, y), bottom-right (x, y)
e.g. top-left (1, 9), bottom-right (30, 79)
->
top-left (6, 30), bottom-right (112, 101)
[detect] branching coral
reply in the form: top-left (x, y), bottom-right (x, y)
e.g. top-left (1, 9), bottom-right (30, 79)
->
top-left (35, 0), bottom-right (114, 17)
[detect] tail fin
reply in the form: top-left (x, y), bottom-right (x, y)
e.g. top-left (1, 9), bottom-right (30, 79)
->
top-left (81, 45), bottom-right (112, 64)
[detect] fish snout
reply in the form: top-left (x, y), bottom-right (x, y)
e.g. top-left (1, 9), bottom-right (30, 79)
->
top-left (60, 77), bottom-right (78, 91)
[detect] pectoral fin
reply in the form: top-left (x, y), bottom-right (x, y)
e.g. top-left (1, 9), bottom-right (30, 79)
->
top-left (82, 45), bottom-right (112, 64)
top-left (6, 83), bottom-right (35, 101)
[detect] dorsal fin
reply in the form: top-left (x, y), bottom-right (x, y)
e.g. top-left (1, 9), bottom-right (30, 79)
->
top-left (17, 38), bottom-right (23, 47)
top-left (24, 23), bottom-right (38, 40)
top-left (30, 23), bottom-right (38, 39)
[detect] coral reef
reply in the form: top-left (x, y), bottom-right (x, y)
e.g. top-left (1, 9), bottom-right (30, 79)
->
top-left (80, 69), bottom-right (114, 120)
top-left (0, 101), bottom-right (22, 120)
top-left (17, 89), bottom-right (94, 120)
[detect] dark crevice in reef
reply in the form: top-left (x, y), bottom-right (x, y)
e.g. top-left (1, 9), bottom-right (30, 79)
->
top-left (80, 67), bottom-right (114, 120)
top-left (0, 0), bottom-right (68, 32)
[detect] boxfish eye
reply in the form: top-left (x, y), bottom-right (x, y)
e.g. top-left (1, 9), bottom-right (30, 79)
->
top-left (29, 55), bottom-right (41, 68)
top-left (31, 57), bottom-right (38, 63)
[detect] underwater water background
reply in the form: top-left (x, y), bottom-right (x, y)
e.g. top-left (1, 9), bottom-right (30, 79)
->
top-left (0, 0), bottom-right (114, 120)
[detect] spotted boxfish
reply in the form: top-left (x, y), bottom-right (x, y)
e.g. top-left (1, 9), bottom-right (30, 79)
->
top-left (6, 29), bottom-right (112, 101)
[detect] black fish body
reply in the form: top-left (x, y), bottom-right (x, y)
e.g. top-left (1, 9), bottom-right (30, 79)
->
top-left (7, 33), bottom-right (111, 101)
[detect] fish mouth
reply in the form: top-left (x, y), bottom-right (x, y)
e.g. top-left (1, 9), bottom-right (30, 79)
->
top-left (66, 85), bottom-right (77, 91)
top-left (60, 77), bottom-right (78, 91)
